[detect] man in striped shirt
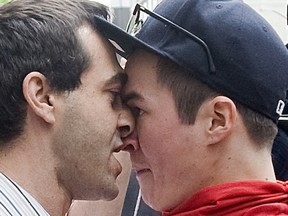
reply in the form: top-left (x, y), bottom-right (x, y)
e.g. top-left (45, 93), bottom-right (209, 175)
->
top-left (0, 172), bottom-right (49, 215)
top-left (0, 0), bottom-right (134, 215)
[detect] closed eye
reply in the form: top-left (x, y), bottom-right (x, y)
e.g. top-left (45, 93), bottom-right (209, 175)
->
top-left (130, 106), bottom-right (144, 118)
top-left (123, 91), bottom-right (145, 117)
top-left (110, 91), bottom-right (123, 108)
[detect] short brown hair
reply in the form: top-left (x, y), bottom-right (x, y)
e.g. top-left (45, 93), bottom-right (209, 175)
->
top-left (0, 0), bottom-right (109, 144)
top-left (156, 58), bottom-right (277, 146)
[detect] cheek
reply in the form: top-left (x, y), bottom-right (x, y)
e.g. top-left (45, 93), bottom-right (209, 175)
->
top-left (138, 122), bottom-right (177, 166)
top-left (138, 116), bottom-right (176, 148)
top-left (138, 123), bottom-right (162, 153)
top-left (137, 117), bottom-right (191, 171)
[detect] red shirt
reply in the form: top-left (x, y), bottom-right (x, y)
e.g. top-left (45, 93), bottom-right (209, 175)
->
top-left (162, 181), bottom-right (288, 216)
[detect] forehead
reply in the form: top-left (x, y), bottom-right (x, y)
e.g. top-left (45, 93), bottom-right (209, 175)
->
top-left (125, 50), bottom-right (159, 89)
top-left (123, 50), bottom-right (176, 108)
top-left (126, 50), bottom-right (159, 70)
top-left (77, 25), bottom-right (123, 83)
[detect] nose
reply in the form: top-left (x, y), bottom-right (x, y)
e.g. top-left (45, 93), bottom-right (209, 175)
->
top-left (118, 105), bottom-right (134, 138)
top-left (118, 106), bottom-right (139, 152)
top-left (121, 129), bottom-right (139, 152)
top-left (118, 101), bottom-right (139, 152)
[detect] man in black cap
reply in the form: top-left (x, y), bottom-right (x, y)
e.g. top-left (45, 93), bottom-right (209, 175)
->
top-left (0, 0), bottom-right (135, 215)
top-left (93, 0), bottom-right (288, 215)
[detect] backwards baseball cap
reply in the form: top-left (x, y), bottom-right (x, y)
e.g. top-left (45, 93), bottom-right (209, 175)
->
top-left (93, 0), bottom-right (288, 123)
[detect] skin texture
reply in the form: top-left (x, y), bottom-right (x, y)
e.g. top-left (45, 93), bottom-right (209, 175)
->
top-left (67, 152), bottom-right (131, 216)
top-left (0, 25), bottom-right (134, 216)
top-left (121, 50), bottom-right (276, 212)
top-left (51, 26), bottom-right (131, 201)
top-left (67, 57), bottom-right (133, 216)
top-left (122, 50), bottom-right (209, 211)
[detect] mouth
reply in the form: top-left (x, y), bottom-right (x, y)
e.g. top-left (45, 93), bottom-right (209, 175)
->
top-left (113, 144), bottom-right (123, 153)
top-left (111, 153), bottom-right (123, 177)
top-left (134, 168), bottom-right (150, 177)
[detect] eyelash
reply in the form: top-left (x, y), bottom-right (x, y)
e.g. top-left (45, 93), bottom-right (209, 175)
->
top-left (110, 91), bottom-right (123, 106)
top-left (111, 91), bottom-right (121, 100)
top-left (109, 90), bottom-right (144, 117)
top-left (130, 105), bottom-right (144, 117)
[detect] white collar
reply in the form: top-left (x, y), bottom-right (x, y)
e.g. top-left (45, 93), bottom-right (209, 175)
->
top-left (0, 172), bottom-right (50, 216)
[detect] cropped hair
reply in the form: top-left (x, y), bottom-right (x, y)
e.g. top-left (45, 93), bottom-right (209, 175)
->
top-left (0, 0), bottom-right (109, 144)
top-left (156, 58), bottom-right (277, 146)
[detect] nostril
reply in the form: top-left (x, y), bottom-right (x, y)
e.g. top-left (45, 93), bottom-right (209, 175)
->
top-left (121, 129), bottom-right (138, 152)
top-left (119, 125), bottom-right (131, 137)
top-left (123, 144), bottom-right (136, 152)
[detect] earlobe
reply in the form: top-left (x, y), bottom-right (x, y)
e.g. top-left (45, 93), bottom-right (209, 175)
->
top-left (22, 72), bottom-right (55, 124)
top-left (207, 96), bottom-right (236, 144)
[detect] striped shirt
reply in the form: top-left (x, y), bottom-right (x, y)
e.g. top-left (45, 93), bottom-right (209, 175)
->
top-left (0, 172), bottom-right (49, 216)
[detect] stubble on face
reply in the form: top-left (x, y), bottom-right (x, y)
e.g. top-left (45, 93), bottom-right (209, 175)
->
top-left (51, 97), bottom-right (119, 201)
top-left (50, 25), bottom-right (130, 202)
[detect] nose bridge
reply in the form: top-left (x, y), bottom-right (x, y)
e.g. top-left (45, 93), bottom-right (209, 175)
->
top-left (118, 105), bottom-right (139, 152)
top-left (118, 105), bottom-right (135, 138)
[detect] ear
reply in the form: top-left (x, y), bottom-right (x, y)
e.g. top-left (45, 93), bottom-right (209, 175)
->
top-left (22, 72), bottom-right (56, 124)
top-left (206, 96), bottom-right (237, 144)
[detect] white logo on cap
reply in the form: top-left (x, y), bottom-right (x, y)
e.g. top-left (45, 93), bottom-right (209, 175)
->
top-left (276, 100), bottom-right (285, 116)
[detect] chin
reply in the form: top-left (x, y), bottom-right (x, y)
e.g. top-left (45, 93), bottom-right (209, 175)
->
top-left (101, 183), bottom-right (119, 201)
top-left (141, 189), bottom-right (172, 212)
top-left (141, 191), bottom-right (159, 211)
top-left (80, 180), bottom-right (119, 201)
top-left (143, 199), bottom-right (164, 212)
top-left (146, 200), bottom-right (174, 213)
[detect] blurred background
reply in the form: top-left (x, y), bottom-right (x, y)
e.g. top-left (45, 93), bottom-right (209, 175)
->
top-left (0, 0), bottom-right (286, 42)
top-left (96, 0), bottom-right (288, 44)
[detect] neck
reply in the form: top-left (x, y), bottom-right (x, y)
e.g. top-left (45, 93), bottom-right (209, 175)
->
top-left (206, 136), bottom-right (276, 186)
top-left (0, 139), bottom-right (72, 216)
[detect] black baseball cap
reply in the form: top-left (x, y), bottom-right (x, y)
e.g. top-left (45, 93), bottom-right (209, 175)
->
top-left (93, 0), bottom-right (288, 123)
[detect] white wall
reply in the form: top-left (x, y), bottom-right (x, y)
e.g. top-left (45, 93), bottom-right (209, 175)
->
top-left (110, 0), bottom-right (131, 8)
top-left (96, 0), bottom-right (111, 7)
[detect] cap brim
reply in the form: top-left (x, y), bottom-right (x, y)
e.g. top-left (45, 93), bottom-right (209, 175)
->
top-left (93, 16), bottom-right (157, 58)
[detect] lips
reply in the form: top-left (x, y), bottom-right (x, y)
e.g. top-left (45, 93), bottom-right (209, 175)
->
top-left (113, 142), bottom-right (124, 153)
top-left (133, 167), bottom-right (150, 177)
top-left (111, 153), bottom-right (123, 177)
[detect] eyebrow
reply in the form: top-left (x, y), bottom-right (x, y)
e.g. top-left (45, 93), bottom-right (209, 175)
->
top-left (122, 91), bottom-right (144, 103)
top-left (104, 72), bottom-right (128, 87)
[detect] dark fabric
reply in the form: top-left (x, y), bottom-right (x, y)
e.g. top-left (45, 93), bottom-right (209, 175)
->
top-left (93, 0), bottom-right (288, 123)
top-left (121, 172), bottom-right (161, 216)
top-left (162, 181), bottom-right (288, 216)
